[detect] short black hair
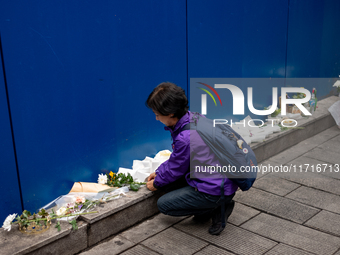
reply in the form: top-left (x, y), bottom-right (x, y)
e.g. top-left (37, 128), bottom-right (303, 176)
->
top-left (146, 82), bottom-right (189, 119)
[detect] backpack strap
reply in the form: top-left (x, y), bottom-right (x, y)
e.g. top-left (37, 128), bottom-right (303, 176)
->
top-left (181, 123), bottom-right (191, 131)
top-left (220, 179), bottom-right (226, 228)
top-left (180, 112), bottom-right (200, 132)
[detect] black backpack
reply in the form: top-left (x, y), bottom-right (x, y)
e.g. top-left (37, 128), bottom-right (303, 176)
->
top-left (182, 112), bottom-right (258, 191)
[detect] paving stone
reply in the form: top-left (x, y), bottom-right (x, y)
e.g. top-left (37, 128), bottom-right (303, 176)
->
top-left (141, 227), bottom-right (208, 255)
top-left (278, 170), bottom-right (340, 196)
top-left (228, 202), bottom-right (260, 226)
top-left (319, 168), bottom-right (340, 180)
top-left (264, 243), bottom-right (313, 255)
top-left (194, 245), bottom-right (234, 255)
top-left (174, 218), bottom-right (277, 255)
top-left (332, 134), bottom-right (340, 143)
top-left (304, 210), bottom-right (340, 237)
top-left (87, 189), bottom-right (161, 246)
top-left (120, 245), bottom-right (159, 255)
top-left (234, 188), bottom-right (319, 223)
top-left (304, 147), bottom-right (340, 165)
top-left (286, 156), bottom-right (338, 179)
top-left (256, 160), bottom-right (281, 179)
top-left (334, 250), bottom-right (340, 255)
top-left (286, 186), bottom-right (340, 214)
top-left (241, 213), bottom-right (340, 255)
top-left (304, 125), bottom-right (340, 143)
top-left (317, 138), bottom-right (340, 154)
top-left (253, 174), bottom-right (300, 196)
top-left (80, 235), bottom-right (134, 255)
top-left (120, 213), bottom-right (187, 244)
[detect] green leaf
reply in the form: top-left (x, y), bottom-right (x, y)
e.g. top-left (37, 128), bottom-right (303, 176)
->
top-left (130, 183), bottom-right (140, 191)
top-left (38, 208), bottom-right (49, 218)
top-left (55, 221), bottom-right (61, 231)
top-left (22, 210), bottom-right (31, 219)
top-left (69, 219), bottom-right (78, 230)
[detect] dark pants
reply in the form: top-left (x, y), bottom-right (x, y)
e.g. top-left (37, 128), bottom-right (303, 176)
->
top-left (157, 178), bottom-right (235, 217)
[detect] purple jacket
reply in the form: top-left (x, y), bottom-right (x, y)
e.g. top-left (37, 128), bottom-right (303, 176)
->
top-left (153, 111), bottom-right (238, 196)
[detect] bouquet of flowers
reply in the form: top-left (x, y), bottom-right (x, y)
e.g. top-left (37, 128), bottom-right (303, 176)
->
top-left (98, 171), bottom-right (146, 191)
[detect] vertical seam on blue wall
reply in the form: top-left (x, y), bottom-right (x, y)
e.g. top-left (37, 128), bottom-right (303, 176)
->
top-left (284, 0), bottom-right (291, 83)
top-left (186, 0), bottom-right (189, 100)
top-left (0, 33), bottom-right (25, 212)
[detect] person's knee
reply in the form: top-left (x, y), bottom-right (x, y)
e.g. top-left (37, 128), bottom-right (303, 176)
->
top-left (157, 196), bottom-right (168, 215)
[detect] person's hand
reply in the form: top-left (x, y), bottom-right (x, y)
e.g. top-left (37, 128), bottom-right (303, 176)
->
top-left (148, 172), bottom-right (157, 181)
top-left (146, 179), bottom-right (157, 191)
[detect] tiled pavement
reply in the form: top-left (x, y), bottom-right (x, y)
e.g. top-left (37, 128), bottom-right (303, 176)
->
top-left (80, 125), bottom-right (340, 255)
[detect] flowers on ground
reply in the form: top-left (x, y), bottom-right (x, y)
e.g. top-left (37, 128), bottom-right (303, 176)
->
top-left (56, 207), bottom-right (67, 216)
top-left (98, 173), bottom-right (108, 184)
top-left (75, 196), bottom-right (85, 204)
top-left (2, 195), bottom-right (101, 233)
top-left (2, 213), bottom-right (17, 231)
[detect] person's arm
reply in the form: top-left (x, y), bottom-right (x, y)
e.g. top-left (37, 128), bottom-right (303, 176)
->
top-left (153, 131), bottom-right (190, 189)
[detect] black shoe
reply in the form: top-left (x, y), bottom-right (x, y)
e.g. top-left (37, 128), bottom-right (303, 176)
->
top-left (208, 200), bottom-right (235, 235)
top-left (193, 212), bottom-right (212, 223)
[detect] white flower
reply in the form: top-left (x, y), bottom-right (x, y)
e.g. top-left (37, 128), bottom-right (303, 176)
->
top-left (333, 80), bottom-right (340, 88)
top-left (56, 207), bottom-right (67, 216)
top-left (98, 173), bottom-right (108, 184)
top-left (2, 213), bottom-right (17, 231)
top-left (75, 196), bottom-right (85, 204)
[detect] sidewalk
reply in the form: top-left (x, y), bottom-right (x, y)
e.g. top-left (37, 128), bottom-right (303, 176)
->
top-left (80, 125), bottom-right (340, 255)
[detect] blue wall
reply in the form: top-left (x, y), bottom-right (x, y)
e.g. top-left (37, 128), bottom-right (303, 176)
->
top-left (1, 0), bottom-right (339, 221)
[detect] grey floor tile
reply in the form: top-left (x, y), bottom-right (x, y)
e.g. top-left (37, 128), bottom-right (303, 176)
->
top-left (304, 210), bottom-right (340, 236)
top-left (253, 174), bottom-right (300, 196)
top-left (286, 156), bottom-right (338, 179)
top-left (256, 161), bottom-right (281, 179)
top-left (120, 213), bottom-right (187, 244)
top-left (228, 202), bottom-right (260, 226)
top-left (304, 147), bottom-right (340, 165)
top-left (174, 218), bottom-right (277, 255)
top-left (264, 243), bottom-right (314, 255)
top-left (241, 213), bottom-right (340, 255)
top-left (278, 171), bottom-right (340, 196)
top-left (286, 186), bottom-right (340, 214)
top-left (307, 126), bottom-right (340, 142)
top-left (234, 188), bottom-right (319, 223)
top-left (141, 227), bottom-right (208, 255)
top-left (194, 245), bottom-right (234, 255)
top-left (120, 245), bottom-right (159, 255)
top-left (80, 235), bottom-right (134, 255)
top-left (332, 134), bottom-right (340, 143)
top-left (317, 138), bottom-right (340, 154)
